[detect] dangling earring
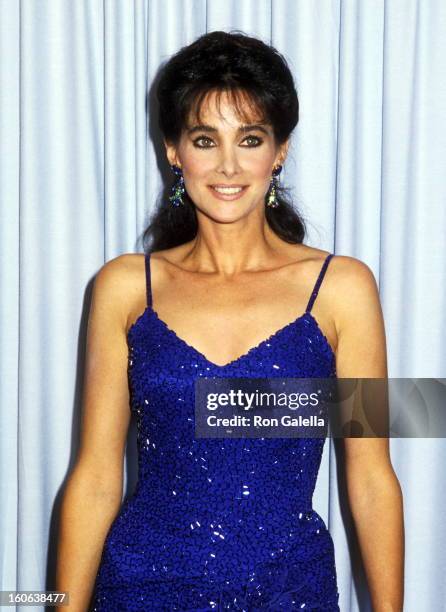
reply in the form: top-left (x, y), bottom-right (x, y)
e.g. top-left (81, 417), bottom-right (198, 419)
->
top-left (266, 165), bottom-right (282, 208)
top-left (169, 164), bottom-right (185, 207)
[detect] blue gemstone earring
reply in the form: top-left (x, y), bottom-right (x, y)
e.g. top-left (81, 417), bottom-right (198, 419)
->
top-left (266, 165), bottom-right (282, 208)
top-left (169, 164), bottom-right (185, 207)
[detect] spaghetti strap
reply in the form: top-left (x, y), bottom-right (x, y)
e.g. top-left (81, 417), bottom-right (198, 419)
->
top-left (305, 253), bottom-right (334, 314)
top-left (145, 253), bottom-right (152, 308)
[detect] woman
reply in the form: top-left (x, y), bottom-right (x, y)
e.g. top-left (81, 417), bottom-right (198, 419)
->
top-left (56, 31), bottom-right (404, 611)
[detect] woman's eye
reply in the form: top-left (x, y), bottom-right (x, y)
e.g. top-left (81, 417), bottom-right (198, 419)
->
top-left (241, 135), bottom-right (263, 147)
top-left (192, 135), bottom-right (263, 148)
top-left (193, 136), bottom-right (215, 148)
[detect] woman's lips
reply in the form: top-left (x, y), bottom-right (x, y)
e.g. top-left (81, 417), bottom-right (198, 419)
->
top-left (208, 185), bottom-right (248, 201)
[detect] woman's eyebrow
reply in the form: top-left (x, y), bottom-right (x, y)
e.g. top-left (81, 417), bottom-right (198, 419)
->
top-left (239, 123), bottom-right (270, 134)
top-left (187, 123), bottom-right (270, 135)
top-left (187, 124), bottom-right (217, 134)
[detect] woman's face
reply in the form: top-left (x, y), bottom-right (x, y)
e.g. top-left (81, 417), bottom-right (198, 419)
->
top-left (165, 90), bottom-right (289, 223)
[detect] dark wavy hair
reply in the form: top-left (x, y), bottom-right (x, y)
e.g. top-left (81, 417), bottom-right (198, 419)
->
top-left (143, 30), bottom-right (306, 252)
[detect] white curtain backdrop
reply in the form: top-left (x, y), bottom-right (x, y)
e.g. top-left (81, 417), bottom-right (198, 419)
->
top-left (1, 1), bottom-right (445, 610)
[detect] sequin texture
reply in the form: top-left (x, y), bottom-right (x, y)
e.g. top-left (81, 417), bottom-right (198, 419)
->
top-left (90, 253), bottom-right (340, 611)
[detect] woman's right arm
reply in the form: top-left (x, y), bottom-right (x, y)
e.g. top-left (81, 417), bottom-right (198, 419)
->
top-left (55, 256), bottom-right (134, 611)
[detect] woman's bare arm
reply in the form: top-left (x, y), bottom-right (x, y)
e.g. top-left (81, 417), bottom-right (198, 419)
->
top-left (334, 257), bottom-right (404, 612)
top-left (55, 256), bottom-right (134, 611)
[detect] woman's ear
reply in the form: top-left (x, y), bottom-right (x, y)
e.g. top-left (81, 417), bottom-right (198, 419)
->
top-left (275, 139), bottom-right (290, 167)
top-left (164, 139), bottom-right (180, 168)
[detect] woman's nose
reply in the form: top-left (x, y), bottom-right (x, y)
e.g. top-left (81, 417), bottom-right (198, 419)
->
top-left (216, 146), bottom-right (241, 177)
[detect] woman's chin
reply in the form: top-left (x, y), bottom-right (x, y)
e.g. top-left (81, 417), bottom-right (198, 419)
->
top-left (197, 204), bottom-right (258, 224)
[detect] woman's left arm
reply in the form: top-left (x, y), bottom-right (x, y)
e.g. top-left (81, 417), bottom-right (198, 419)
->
top-left (333, 257), bottom-right (404, 612)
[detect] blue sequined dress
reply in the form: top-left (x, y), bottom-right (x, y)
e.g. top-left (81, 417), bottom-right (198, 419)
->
top-left (91, 252), bottom-right (340, 611)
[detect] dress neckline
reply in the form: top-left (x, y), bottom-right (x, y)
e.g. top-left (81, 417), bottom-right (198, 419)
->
top-left (128, 305), bottom-right (335, 370)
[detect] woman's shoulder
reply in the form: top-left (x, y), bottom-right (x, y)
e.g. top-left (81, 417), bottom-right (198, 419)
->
top-left (293, 245), bottom-right (381, 326)
top-left (100, 252), bottom-right (146, 286)
top-left (97, 254), bottom-right (147, 320)
top-left (286, 244), bottom-right (376, 285)
top-left (100, 248), bottom-right (188, 291)
top-left (324, 251), bottom-right (379, 296)
top-left (97, 253), bottom-right (158, 335)
top-left (316, 250), bottom-right (383, 341)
